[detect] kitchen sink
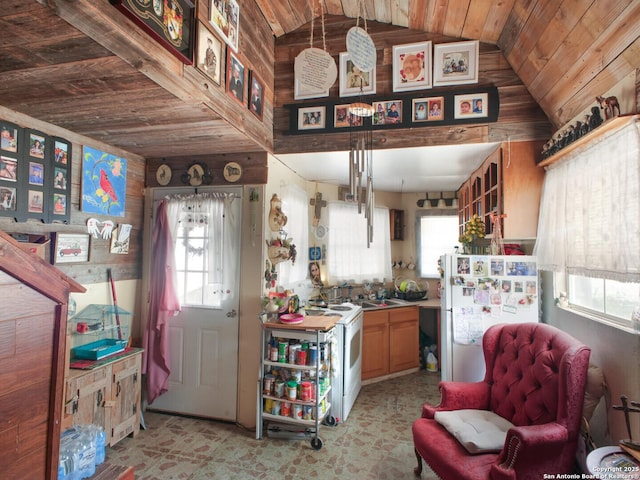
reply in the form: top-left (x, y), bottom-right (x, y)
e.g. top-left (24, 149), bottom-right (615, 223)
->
top-left (352, 298), bottom-right (410, 309)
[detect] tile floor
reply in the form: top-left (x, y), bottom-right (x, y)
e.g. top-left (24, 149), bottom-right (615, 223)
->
top-left (103, 371), bottom-right (442, 479)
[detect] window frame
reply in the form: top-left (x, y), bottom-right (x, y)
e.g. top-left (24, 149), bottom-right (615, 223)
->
top-left (416, 209), bottom-right (460, 278)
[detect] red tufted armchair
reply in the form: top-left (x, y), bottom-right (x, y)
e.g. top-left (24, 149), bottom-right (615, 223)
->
top-left (412, 322), bottom-right (591, 480)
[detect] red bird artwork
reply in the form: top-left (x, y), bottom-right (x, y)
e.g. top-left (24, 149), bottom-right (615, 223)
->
top-left (99, 169), bottom-right (118, 202)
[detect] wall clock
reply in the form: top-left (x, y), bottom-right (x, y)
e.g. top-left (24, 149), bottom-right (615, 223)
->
top-left (156, 164), bottom-right (172, 186)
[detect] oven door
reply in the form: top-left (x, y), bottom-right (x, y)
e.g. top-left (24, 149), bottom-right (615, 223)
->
top-left (342, 310), bottom-right (363, 421)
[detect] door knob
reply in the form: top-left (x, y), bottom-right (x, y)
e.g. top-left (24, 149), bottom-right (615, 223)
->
top-left (226, 309), bottom-right (237, 318)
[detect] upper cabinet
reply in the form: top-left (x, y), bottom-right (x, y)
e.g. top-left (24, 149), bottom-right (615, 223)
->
top-left (458, 141), bottom-right (545, 240)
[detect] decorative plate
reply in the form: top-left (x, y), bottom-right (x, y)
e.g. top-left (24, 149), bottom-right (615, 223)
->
top-left (223, 161), bottom-right (242, 182)
top-left (279, 313), bottom-right (304, 324)
top-left (187, 163), bottom-right (205, 186)
top-left (156, 164), bottom-right (172, 186)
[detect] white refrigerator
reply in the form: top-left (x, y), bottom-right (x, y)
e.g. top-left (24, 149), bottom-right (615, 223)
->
top-left (440, 254), bottom-right (540, 382)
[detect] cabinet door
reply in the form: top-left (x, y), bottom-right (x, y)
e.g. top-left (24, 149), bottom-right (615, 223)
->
top-left (389, 307), bottom-right (419, 373)
top-left (362, 311), bottom-right (389, 380)
top-left (109, 353), bottom-right (141, 446)
top-left (64, 367), bottom-right (109, 434)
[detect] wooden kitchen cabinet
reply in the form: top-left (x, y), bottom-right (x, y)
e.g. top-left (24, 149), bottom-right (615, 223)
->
top-left (362, 306), bottom-right (419, 381)
top-left (64, 349), bottom-right (142, 446)
top-left (362, 310), bottom-right (389, 380)
top-left (457, 141), bottom-right (544, 240)
top-left (389, 307), bottom-right (420, 373)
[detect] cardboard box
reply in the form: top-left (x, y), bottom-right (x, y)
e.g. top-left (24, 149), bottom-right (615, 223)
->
top-left (10, 233), bottom-right (50, 261)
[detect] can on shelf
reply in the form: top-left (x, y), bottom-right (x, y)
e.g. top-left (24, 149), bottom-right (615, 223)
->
top-left (290, 369), bottom-right (302, 383)
top-left (292, 403), bottom-right (303, 420)
top-left (264, 397), bottom-right (274, 413)
top-left (281, 401), bottom-right (291, 417)
top-left (300, 381), bottom-right (313, 402)
top-left (286, 380), bottom-right (297, 401)
top-left (263, 374), bottom-right (275, 395)
top-left (288, 344), bottom-right (301, 364)
top-left (303, 405), bottom-right (313, 420)
top-left (274, 379), bottom-right (285, 398)
top-left (308, 345), bottom-right (318, 365)
top-left (295, 349), bottom-right (307, 366)
top-left (278, 341), bottom-right (288, 363)
top-left (271, 400), bottom-right (281, 415)
top-left (269, 346), bottom-right (278, 362)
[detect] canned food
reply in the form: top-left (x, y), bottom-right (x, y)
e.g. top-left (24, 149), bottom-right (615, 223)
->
top-left (264, 397), bottom-right (273, 413)
top-left (263, 374), bottom-right (275, 395)
top-left (303, 405), bottom-right (313, 420)
top-left (274, 380), bottom-right (285, 398)
top-left (308, 346), bottom-right (318, 365)
top-left (281, 401), bottom-right (291, 417)
top-left (288, 344), bottom-right (301, 364)
top-left (278, 341), bottom-right (288, 363)
top-left (271, 400), bottom-right (281, 415)
top-left (290, 369), bottom-right (302, 382)
top-left (286, 381), bottom-right (297, 401)
top-left (269, 346), bottom-right (278, 362)
top-left (295, 349), bottom-right (307, 366)
top-left (300, 381), bottom-right (313, 402)
top-left (292, 403), bottom-right (303, 420)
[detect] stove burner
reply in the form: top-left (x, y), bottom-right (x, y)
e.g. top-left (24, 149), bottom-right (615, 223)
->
top-left (323, 312), bottom-right (342, 317)
top-left (305, 310), bottom-right (325, 316)
top-left (329, 305), bottom-right (352, 311)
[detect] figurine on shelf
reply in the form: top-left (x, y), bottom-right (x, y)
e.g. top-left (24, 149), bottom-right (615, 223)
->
top-left (268, 194), bottom-right (287, 232)
top-left (589, 105), bottom-right (603, 130)
top-left (596, 95), bottom-right (621, 120)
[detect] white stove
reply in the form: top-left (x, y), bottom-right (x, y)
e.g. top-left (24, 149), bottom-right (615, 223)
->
top-left (307, 302), bottom-right (363, 423)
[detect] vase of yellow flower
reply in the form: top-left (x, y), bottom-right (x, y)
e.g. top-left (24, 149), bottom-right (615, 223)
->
top-left (459, 214), bottom-right (486, 254)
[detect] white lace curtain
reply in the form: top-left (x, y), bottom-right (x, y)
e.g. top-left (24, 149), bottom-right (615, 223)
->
top-left (165, 192), bottom-right (240, 292)
top-left (534, 121), bottom-right (640, 282)
top-left (327, 202), bottom-right (392, 284)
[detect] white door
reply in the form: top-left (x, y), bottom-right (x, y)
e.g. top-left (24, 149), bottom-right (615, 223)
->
top-left (147, 187), bottom-right (241, 421)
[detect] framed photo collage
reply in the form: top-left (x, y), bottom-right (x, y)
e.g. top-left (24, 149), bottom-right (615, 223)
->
top-left (0, 121), bottom-right (71, 223)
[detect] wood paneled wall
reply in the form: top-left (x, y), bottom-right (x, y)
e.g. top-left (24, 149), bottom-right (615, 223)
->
top-left (0, 106), bottom-right (145, 286)
top-left (273, 16), bottom-right (552, 155)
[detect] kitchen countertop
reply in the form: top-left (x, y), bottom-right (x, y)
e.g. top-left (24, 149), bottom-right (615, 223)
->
top-left (359, 297), bottom-right (441, 311)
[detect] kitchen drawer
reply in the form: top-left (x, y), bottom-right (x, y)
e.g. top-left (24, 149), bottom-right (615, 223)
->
top-left (389, 306), bottom-right (418, 323)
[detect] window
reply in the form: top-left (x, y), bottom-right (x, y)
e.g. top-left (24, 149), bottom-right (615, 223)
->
top-left (417, 213), bottom-right (460, 277)
top-left (327, 202), bottom-right (392, 284)
top-left (535, 120), bottom-right (640, 330)
top-left (566, 275), bottom-right (640, 329)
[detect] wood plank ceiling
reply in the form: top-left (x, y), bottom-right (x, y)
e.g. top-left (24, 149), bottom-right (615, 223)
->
top-left (0, 0), bottom-right (637, 161)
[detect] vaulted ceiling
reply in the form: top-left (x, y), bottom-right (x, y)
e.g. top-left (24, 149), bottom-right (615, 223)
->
top-left (0, 0), bottom-right (637, 161)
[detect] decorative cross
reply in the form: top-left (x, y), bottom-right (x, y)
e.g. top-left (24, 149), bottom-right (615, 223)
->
top-left (310, 192), bottom-right (327, 227)
top-left (613, 395), bottom-right (640, 450)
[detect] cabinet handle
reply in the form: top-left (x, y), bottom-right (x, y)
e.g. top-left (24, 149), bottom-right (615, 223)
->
top-left (97, 389), bottom-right (103, 408)
top-left (116, 381), bottom-right (121, 397)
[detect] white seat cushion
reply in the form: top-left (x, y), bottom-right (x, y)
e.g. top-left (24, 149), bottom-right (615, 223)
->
top-left (434, 409), bottom-right (514, 454)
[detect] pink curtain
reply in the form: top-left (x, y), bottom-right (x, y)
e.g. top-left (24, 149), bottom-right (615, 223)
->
top-left (142, 200), bottom-right (180, 404)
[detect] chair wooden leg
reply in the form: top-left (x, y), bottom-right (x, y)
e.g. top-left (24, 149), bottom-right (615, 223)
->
top-left (414, 447), bottom-right (423, 476)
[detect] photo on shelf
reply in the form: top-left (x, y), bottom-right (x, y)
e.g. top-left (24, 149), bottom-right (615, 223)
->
top-left (392, 41), bottom-right (432, 92)
top-left (334, 104), bottom-right (363, 128)
top-left (298, 106), bottom-right (326, 130)
top-left (372, 100), bottom-right (402, 125)
top-left (29, 132), bottom-right (45, 159)
top-left (433, 40), bottom-right (479, 87)
top-left (454, 93), bottom-right (488, 119)
top-left (413, 96), bottom-right (444, 122)
top-left (339, 52), bottom-right (376, 97)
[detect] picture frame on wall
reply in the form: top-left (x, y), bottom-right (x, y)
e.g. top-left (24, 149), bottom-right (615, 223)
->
top-left (52, 233), bottom-right (91, 264)
top-left (433, 40), bottom-right (479, 86)
top-left (334, 104), bottom-right (363, 128)
top-left (196, 20), bottom-right (223, 86)
top-left (0, 186), bottom-right (16, 212)
top-left (298, 106), bottom-right (326, 130)
top-left (372, 100), bottom-right (403, 126)
top-left (81, 146), bottom-right (127, 217)
top-left (110, 0), bottom-right (195, 65)
top-left (294, 79), bottom-right (329, 101)
top-left (209, 0), bottom-right (239, 52)
top-left (1, 122), bottom-right (18, 153)
top-left (226, 51), bottom-right (245, 105)
top-left (392, 41), bottom-right (432, 92)
top-left (248, 70), bottom-right (265, 120)
top-left (339, 52), bottom-right (376, 98)
top-left (0, 156), bottom-right (17, 182)
top-left (454, 93), bottom-right (488, 119)
top-left (412, 96), bottom-right (444, 122)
